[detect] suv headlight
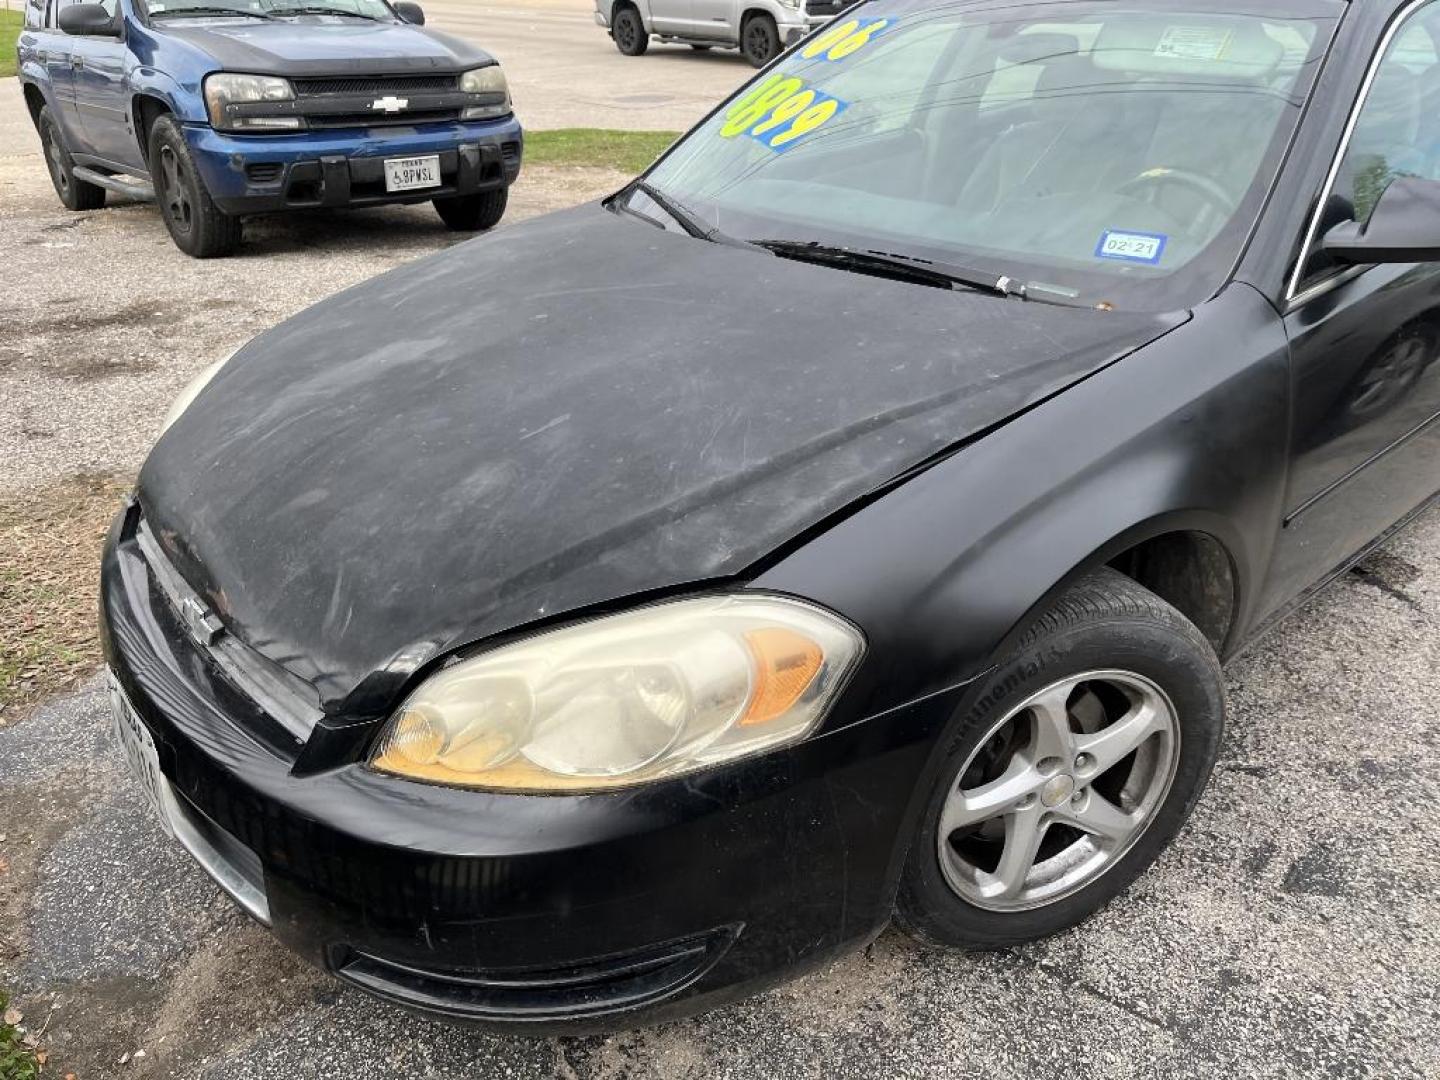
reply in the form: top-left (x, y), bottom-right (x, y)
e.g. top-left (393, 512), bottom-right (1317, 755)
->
top-left (459, 64), bottom-right (511, 120)
top-left (370, 595), bottom-right (864, 792)
top-left (204, 73), bottom-right (299, 131)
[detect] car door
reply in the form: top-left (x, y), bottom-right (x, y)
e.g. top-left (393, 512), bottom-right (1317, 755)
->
top-left (1263, 2), bottom-right (1440, 610)
top-left (643, 0), bottom-right (697, 37)
top-left (65, 0), bottom-right (139, 168)
top-left (687, 0), bottom-right (735, 40)
top-left (36, 0), bottom-right (83, 143)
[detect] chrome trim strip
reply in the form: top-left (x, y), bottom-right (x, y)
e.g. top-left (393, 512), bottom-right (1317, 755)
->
top-left (158, 778), bottom-right (272, 926)
top-left (1285, 263), bottom-right (1368, 311)
top-left (1286, 0), bottom-right (1434, 301)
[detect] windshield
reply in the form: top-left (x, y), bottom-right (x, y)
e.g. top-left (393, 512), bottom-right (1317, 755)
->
top-left (145, 0), bottom-right (395, 17)
top-left (645, 0), bottom-right (1340, 311)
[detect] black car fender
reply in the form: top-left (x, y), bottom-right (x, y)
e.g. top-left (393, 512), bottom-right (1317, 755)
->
top-left (750, 282), bottom-right (1294, 727)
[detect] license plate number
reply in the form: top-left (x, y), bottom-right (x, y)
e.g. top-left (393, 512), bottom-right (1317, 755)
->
top-left (108, 671), bottom-right (173, 836)
top-left (384, 154), bottom-right (441, 192)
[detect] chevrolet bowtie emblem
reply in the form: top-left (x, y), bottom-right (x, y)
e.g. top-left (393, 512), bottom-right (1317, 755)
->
top-left (371, 95), bottom-right (409, 113)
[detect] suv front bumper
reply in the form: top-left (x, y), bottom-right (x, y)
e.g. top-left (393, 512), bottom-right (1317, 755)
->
top-left (183, 116), bottom-right (523, 215)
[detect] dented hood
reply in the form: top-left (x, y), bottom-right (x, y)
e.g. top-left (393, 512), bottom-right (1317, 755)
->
top-left (139, 205), bottom-right (1181, 710)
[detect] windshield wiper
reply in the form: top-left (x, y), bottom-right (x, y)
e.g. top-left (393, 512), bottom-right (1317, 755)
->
top-left (151, 5), bottom-right (277, 18)
top-left (754, 240), bottom-right (1074, 304)
top-left (626, 181), bottom-right (756, 249)
top-left (268, 5), bottom-right (383, 18)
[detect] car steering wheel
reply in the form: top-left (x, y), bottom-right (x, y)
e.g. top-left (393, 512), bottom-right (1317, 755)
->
top-left (1116, 168), bottom-right (1236, 234)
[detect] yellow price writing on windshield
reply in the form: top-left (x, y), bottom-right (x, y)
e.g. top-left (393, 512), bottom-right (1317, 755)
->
top-left (801, 17), bottom-right (895, 62)
top-left (718, 74), bottom-right (849, 152)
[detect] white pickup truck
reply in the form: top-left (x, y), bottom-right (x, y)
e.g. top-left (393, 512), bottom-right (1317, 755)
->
top-left (594, 0), bottom-right (846, 66)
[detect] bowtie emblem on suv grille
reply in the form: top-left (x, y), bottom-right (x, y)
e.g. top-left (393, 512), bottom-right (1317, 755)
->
top-left (371, 95), bottom-right (410, 113)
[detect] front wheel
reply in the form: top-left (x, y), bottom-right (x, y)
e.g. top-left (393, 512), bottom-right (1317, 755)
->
top-left (740, 14), bottom-right (780, 67)
top-left (433, 187), bottom-right (508, 232)
top-left (148, 116), bottom-right (242, 258)
top-left (894, 568), bottom-right (1225, 950)
top-left (612, 6), bottom-right (649, 55)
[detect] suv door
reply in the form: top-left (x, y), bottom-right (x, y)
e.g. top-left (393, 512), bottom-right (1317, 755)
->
top-left (1264, 2), bottom-right (1440, 609)
top-left (64, 0), bottom-right (138, 167)
top-left (36, 0), bottom-right (83, 143)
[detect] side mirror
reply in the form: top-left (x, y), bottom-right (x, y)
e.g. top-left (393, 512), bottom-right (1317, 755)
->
top-left (393, 1), bottom-right (425, 24)
top-left (57, 2), bottom-right (119, 35)
top-left (1322, 175), bottom-right (1440, 263)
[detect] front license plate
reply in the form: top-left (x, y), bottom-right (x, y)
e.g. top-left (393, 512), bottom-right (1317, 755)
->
top-left (384, 154), bottom-right (442, 192)
top-left (108, 671), bottom-right (173, 836)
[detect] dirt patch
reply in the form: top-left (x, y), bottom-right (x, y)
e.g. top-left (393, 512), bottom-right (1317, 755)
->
top-left (0, 473), bottom-right (131, 719)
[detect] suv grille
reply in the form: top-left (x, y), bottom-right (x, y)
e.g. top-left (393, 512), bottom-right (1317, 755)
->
top-left (293, 74), bottom-right (460, 97)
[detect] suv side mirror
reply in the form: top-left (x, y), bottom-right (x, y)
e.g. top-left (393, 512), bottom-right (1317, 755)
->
top-left (58, 2), bottom-right (119, 35)
top-left (393, 1), bottom-right (425, 24)
top-left (1322, 175), bottom-right (1440, 263)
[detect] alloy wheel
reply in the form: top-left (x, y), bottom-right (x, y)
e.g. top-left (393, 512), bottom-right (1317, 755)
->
top-left (936, 669), bottom-right (1180, 911)
top-left (1351, 335), bottom-right (1428, 417)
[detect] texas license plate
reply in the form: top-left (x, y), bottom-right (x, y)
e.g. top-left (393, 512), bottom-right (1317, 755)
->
top-left (384, 154), bottom-right (442, 192)
top-left (108, 671), bottom-right (173, 836)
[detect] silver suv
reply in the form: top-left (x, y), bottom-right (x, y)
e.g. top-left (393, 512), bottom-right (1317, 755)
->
top-left (594, 0), bottom-right (844, 66)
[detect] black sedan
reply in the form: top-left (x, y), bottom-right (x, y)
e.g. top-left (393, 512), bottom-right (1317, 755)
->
top-left (102, 0), bottom-right (1440, 1032)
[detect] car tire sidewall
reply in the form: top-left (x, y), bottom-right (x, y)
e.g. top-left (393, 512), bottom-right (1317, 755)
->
top-left (39, 107), bottom-right (103, 211)
top-left (433, 187), bottom-right (508, 231)
top-left (613, 7), bottom-right (648, 55)
top-left (896, 576), bottom-right (1225, 950)
top-left (741, 15), bottom-right (779, 66)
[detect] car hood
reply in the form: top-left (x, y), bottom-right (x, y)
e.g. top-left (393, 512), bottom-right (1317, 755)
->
top-left (156, 19), bottom-right (491, 76)
top-left (140, 205), bottom-right (1184, 713)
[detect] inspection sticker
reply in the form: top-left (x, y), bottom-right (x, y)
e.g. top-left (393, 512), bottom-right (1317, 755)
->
top-left (1095, 230), bottom-right (1168, 265)
top-left (1154, 25), bottom-right (1233, 61)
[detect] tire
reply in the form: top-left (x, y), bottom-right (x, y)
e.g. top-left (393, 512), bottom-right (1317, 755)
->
top-left (38, 105), bottom-right (106, 212)
top-left (894, 568), bottom-right (1225, 951)
top-left (612, 6), bottom-right (649, 56)
top-left (148, 115), bottom-right (242, 258)
top-left (433, 187), bottom-right (508, 231)
top-left (740, 13), bottom-right (780, 67)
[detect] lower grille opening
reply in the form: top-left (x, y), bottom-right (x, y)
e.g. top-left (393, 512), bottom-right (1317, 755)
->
top-left (245, 162), bottom-right (284, 184)
top-left (331, 926), bottom-right (739, 1021)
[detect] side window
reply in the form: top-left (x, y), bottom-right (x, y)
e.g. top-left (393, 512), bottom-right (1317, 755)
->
top-left (24, 0), bottom-right (46, 29)
top-left (1300, 5), bottom-right (1440, 285)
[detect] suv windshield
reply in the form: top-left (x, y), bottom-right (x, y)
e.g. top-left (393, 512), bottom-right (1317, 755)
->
top-left (645, 0), bottom-right (1341, 311)
top-left (145, 0), bottom-right (394, 17)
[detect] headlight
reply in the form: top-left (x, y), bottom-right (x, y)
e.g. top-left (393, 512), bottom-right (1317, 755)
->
top-left (204, 73), bottom-right (298, 131)
top-left (370, 595), bottom-right (864, 792)
top-left (459, 64), bottom-right (511, 120)
top-left (157, 348), bottom-right (237, 439)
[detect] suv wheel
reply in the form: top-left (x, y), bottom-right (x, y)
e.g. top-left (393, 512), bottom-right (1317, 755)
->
top-left (741, 14), bottom-right (780, 67)
top-left (894, 568), bottom-right (1225, 949)
top-left (38, 106), bottom-right (106, 212)
top-left (148, 115), bottom-right (242, 259)
top-left (612, 6), bottom-right (649, 56)
top-left (433, 188), bottom-right (508, 232)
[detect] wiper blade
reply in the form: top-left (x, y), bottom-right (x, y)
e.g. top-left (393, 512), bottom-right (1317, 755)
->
top-left (755, 240), bottom-right (1070, 303)
top-left (152, 5), bottom-right (277, 18)
top-left (628, 181), bottom-right (755, 249)
top-left (269, 5), bottom-right (382, 18)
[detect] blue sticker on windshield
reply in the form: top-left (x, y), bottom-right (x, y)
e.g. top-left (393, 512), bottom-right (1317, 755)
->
top-left (1096, 230), bottom-right (1168, 265)
top-left (743, 87), bottom-right (849, 153)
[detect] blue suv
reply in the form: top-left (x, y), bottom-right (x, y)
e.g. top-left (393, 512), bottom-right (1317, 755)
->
top-left (16, 0), bottom-right (523, 257)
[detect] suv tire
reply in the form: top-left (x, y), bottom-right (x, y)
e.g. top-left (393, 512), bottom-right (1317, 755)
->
top-left (433, 188), bottom-right (508, 231)
top-left (39, 106), bottom-right (106, 212)
top-left (148, 115), bottom-right (242, 259)
top-left (894, 568), bottom-right (1225, 950)
top-left (612, 6), bottom-right (649, 56)
top-left (741, 13), bottom-right (780, 67)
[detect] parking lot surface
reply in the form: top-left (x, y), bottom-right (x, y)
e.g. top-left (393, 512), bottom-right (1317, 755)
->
top-left (1, 5), bottom-right (1438, 1078)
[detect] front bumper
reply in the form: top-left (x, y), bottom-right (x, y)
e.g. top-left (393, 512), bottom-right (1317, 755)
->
top-left (183, 116), bottom-right (523, 216)
top-left (99, 501), bottom-right (962, 1033)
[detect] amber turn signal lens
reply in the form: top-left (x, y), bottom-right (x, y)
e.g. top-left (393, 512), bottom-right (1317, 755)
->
top-left (740, 627), bottom-right (823, 726)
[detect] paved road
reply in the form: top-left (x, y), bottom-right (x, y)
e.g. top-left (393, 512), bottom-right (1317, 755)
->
top-left (417, 0), bottom-right (751, 130)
